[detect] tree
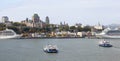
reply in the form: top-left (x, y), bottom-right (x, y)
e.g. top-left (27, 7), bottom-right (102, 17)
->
top-left (49, 24), bottom-right (57, 32)
top-left (12, 22), bottom-right (26, 27)
top-left (12, 22), bottom-right (21, 26)
top-left (69, 26), bottom-right (76, 32)
top-left (59, 26), bottom-right (64, 31)
top-left (0, 23), bottom-right (6, 31)
top-left (77, 26), bottom-right (83, 32)
top-left (22, 27), bottom-right (31, 33)
top-left (45, 24), bottom-right (51, 33)
top-left (7, 26), bottom-right (20, 34)
top-left (70, 26), bottom-right (76, 30)
top-left (64, 25), bottom-right (69, 31)
top-left (83, 25), bottom-right (91, 32)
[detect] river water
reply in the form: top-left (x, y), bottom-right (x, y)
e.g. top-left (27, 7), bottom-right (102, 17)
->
top-left (0, 38), bottom-right (120, 61)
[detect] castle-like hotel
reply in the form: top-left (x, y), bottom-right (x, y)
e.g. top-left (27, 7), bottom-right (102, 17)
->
top-left (21, 14), bottom-right (49, 28)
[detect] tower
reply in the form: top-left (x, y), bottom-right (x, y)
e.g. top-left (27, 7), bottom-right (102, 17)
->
top-left (32, 14), bottom-right (40, 23)
top-left (1, 16), bottom-right (9, 23)
top-left (45, 16), bottom-right (49, 24)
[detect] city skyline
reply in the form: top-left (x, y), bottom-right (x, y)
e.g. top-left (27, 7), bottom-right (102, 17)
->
top-left (0, 0), bottom-right (120, 26)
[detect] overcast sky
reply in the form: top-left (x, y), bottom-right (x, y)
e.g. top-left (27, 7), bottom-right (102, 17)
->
top-left (0, 0), bottom-right (120, 25)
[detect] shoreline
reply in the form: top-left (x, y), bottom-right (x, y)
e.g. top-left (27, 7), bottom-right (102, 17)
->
top-left (19, 37), bottom-right (86, 39)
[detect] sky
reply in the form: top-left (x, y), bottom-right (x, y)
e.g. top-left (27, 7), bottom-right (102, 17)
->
top-left (0, 0), bottom-right (120, 26)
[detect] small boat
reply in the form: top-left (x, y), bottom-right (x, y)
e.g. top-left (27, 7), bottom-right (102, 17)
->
top-left (99, 40), bottom-right (112, 47)
top-left (43, 45), bottom-right (58, 53)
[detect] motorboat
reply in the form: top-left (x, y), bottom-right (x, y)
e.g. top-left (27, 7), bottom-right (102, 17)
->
top-left (43, 45), bottom-right (58, 53)
top-left (99, 40), bottom-right (112, 47)
top-left (0, 28), bottom-right (22, 39)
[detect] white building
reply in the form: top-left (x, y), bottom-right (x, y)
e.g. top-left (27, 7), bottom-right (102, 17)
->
top-left (2, 16), bottom-right (9, 23)
top-left (1, 16), bottom-right (12, 26)
top-left (94, 23), bottom-right (103, 30)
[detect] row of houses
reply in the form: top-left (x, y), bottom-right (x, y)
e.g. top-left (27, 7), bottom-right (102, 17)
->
top-left (29, 31), bottom-right (89, 38)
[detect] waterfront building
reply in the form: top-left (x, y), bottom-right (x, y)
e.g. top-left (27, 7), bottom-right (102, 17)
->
top-left (77, 32), bottom-right (84, 37)
top-left (55, 31), bottom-right (79, 37)
top-left (94, 25), bottom-right (103, 30)
top-left (94, 22), bottom-right (103, 30)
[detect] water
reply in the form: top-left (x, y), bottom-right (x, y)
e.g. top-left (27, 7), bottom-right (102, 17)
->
top-left (0, 38), bottom-right (120, 61)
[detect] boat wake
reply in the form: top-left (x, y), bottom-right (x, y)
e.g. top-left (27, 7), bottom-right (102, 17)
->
top-left (113, 46), bottom-right (120, 49)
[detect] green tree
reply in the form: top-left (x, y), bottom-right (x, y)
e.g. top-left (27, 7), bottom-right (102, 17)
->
top-left (12, 22), bottom-right (21, 26)
top-left (64, 25), bottom-right (69, 31)
top-left (22, 27), bottom-right (31, 33)
top-left (12, 22), bottom-right (26, 27)
top-left (0, 23), bottom-right (6, 31)
top-left (49, 24), bottom-right (57, 32)
top-left (8, 26), bottom-right (20, 34)
top-left (45, 24), bottom-right (51, 33)
top-left (59, 26), bottom-right (64, 31)
top-left (83, 25), bottom-right (91, 32)
top-left (77, 26), bottom-right (83, 32)
top-left (70, 26), bottom-right (76, 30)
top-left (69, 26), bottom-right (76, 32)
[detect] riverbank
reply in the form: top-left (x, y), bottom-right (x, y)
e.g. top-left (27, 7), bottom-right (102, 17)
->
top-left (19, 37), bottom-right (85, 39)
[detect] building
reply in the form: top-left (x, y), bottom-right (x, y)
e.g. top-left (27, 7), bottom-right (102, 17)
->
top-left (75, 23), bottom-right (82, 27)
top-left (21, 14), bottom-right (46, 28)
top-left (94, 22), bottom-right (103, 30)
top-left (45, 16), bottom-right (50, 24)
top-left (32, 14), bottom-right (40, 23)
top-left (1, 16), bottom-right (9, 23)
top-left (1, 16), bottom-right (12, 26)
top-left (94, 25), bottom-right (103, 30)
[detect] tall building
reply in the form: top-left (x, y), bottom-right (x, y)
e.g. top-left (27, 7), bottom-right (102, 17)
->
top-left (32, 14), bottom-right (40, 23)
top-left (45, 16), bottom-right (49, 24)
top-left (21, 14), bottom-right (46, 28)
top-left (1, 16), bottom-right (12, 26)
top-left (1, 16), bottom-right (9, 23)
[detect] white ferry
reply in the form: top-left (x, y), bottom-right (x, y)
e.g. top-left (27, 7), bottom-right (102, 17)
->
top-left (43, 45), bottom-right (58, 53)
top-left (0, 29), bottom-right (22, 39)
top-left (99, 40), bottom-right (112, 47)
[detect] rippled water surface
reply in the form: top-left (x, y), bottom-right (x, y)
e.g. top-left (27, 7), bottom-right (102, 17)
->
top-left (0, 38), bottom-right (120, 61)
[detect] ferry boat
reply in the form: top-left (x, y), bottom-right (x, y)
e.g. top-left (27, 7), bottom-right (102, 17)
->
top-left (99, 40), bottom-right (112, 47)
top-left (43, 45), bottom-right (58, 53)
top-left (0, 29), bottom-right (22, 39)
top-left (96, 28), bottom-right (120, 38)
